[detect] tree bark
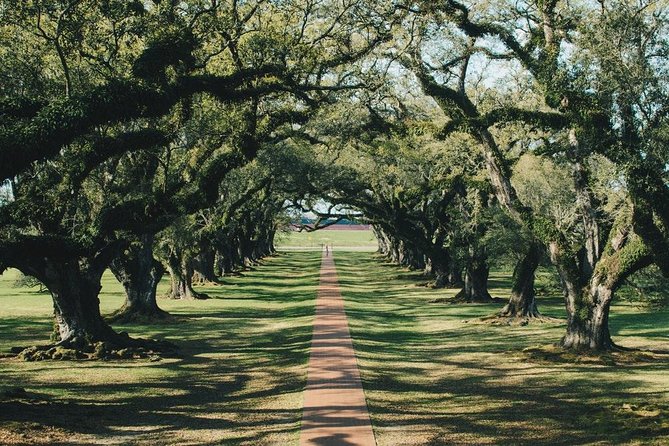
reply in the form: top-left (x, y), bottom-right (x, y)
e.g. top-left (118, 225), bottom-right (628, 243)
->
top-left (192, 247), bottom-right (218, 285)
top-left (109, 234), bottom-right (169, 322)
top-left (550, 228), bottom-right (652, 351)
top-left (448, 263), bottom-right (464, 288)
top-left (166, 251), bottom-right (209, 300)
top-left (19, 257), bottom-right (122, 348)
top-left (499, 241), bottom-right (541, 318)
top-left (429, 250), bottom-right (452, 289)
top-left (560, 278), bottom-right (615, 350)
top-left (454, 252), bottom-right (493, 302)
top-left (47, 263), bottom-right (118, 347)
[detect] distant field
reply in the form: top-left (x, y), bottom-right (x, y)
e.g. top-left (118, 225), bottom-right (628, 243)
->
top-left (275, 228), bottom-right (377, 250)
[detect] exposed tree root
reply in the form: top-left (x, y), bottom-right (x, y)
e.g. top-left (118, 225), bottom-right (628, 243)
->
top-left (429, 296), bottom-right (506, 304)
top-left (10, 335), bottom-right (178, 362)
top-left (163, 290), bottom-right (210, 300)
top-left (192, 277), bottom-right (226, 287)
top-left (473, 312), bottom-right (563, 326)
top-left (519, 344), bottom-right (666, 365)
top-left (105, 307), bottom-right (184, 325)
top-left (224, 271), bottom-right (244, 277)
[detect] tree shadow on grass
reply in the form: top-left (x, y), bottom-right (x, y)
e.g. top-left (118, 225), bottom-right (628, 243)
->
top-left (334, 251), bottom-right (669, 445)
top-left (0, 251), bottom-right (322, 445)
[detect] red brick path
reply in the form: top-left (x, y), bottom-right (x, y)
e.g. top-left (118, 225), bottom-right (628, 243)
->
top-left (299, 251), bottom-right (376, 446)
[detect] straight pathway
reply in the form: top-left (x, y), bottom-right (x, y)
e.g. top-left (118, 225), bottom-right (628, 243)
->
top-left (299, 250), bottom-right (376, 446)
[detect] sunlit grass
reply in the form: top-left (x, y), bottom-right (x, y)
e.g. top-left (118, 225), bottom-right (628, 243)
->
top-left (2, 250), bottom-right (668, 445)
top-left (275, 228), bottom-right (377, 249)
top-left (335, 252), bottom-right (669, 446)
top-left (0, 252), bottom-right (320, 445)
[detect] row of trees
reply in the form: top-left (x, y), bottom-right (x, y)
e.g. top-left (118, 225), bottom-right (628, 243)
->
top-left (282, 0), bottom-right (669, 351)
top-left (0, 0), bottom-right (398, 358)
top-left (0, 0), bottom-right (667, 356)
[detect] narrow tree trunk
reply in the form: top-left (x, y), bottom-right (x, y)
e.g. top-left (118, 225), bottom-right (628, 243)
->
top-left (109, 234), bottom-right (169, 322)
top-left (373, 226), bottom-right (389, 255)
top-left (214, 250), bottom-right (225, 277)
top-left (499, 241), bottom-right (541, 318)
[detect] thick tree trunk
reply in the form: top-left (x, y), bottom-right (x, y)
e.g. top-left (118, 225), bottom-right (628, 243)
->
top-left (430, 253), bottom-right (451, 289)
top-left (448, 263), bottom-right (464, 288)
top-left (400, 241), bottom-right (426, 270)
top-left (21, 258), bottom-right (124, 350)
top-left (166, 252), bottom-right (209, 300)
top-left (192, 247), bottom-right (218, 285)
top-left (455, 256), bottom-right (493, 302)
top-left (47, 265), bottom-right (119, 347)
top-left (239, 237), bottom-right (255, 268)
top-left (550, 229), bottom-right (652, 351)
top-left (7, 247), bottom-right (176, 360)
top-left (109, 234), bottom-right (169, 322)
top-left (560, 278), bottom-right (615, 350)
top-left (499, 241), bottom-right (541, 318)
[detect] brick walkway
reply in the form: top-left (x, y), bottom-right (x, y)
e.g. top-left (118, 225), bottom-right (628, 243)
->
top-left (299, 251), bottom-right (376, 446)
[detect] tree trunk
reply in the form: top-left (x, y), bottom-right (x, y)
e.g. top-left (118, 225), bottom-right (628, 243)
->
top-left (374, 226), bottom-right (389, 255)
top-left (550, 229), bottom-right (652, 351)
top-left (560, 279), bottom-right (614, 350)
top-left (192, 247), bottom-right (218, 284)
top-left (46, 263), bottom-right (118, 347)
top-left (166, 252), bottom-right (209, 300)
top-left (455, 256), bottom-right (493, 302)
top-left (499, 241), bottom-right (541, 318)
top-left (448, 263), bottom-right (464, 288)
top-left (430, 252), bottom-right (451, 289)
top-left (109, 234), bottom-right (168, 322)
top-left (400, 241), bottom-right (426, 270)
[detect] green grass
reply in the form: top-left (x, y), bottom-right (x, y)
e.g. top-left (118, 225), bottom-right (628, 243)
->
top-left (274, 228), bottom-right (377, 250)
top-left (0, 252), bottom-right (320, 445)
top-left (335, 252), bottom-right (669, 446)
top-left (1, 250), bottom-right (668, 445)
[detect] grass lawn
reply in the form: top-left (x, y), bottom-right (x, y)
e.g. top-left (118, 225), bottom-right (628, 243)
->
top-left (274, 228), bottom-right (377, 250)
top-left (335, 252), bottom-right (669, 446)
top-left (1, 247), bottom-right (668, 445)
top-left (0, 251), bottom-right (320, 445)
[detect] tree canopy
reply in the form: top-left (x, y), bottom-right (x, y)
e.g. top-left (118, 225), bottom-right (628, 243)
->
top-left (0, 0), bottom-right (668, 358)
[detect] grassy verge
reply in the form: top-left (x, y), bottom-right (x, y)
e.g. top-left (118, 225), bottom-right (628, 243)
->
top-left (335, 252), bottom-right (669, 446)
top-left (0, 251), bottom-right (320, 445)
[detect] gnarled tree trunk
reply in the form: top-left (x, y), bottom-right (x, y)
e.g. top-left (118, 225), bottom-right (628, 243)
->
top-left (192, 247), bottom-right (218, 285)
top-left (109, 234), bottom-right (168, 322)
top-left (429, 249), bottom-right (452, 289)
top-left (166, 251), bottom-right (209, 300)
top-left (499, 241), bottom-right (541, 318)
top-left (551, 226), bottom-right (652, 351)
top-left (44, 261), bottom-right (119, 347)
top-left (561, 278), bottom-right (615, 350)
top-left (454, 250), bottom-right (493, 302)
